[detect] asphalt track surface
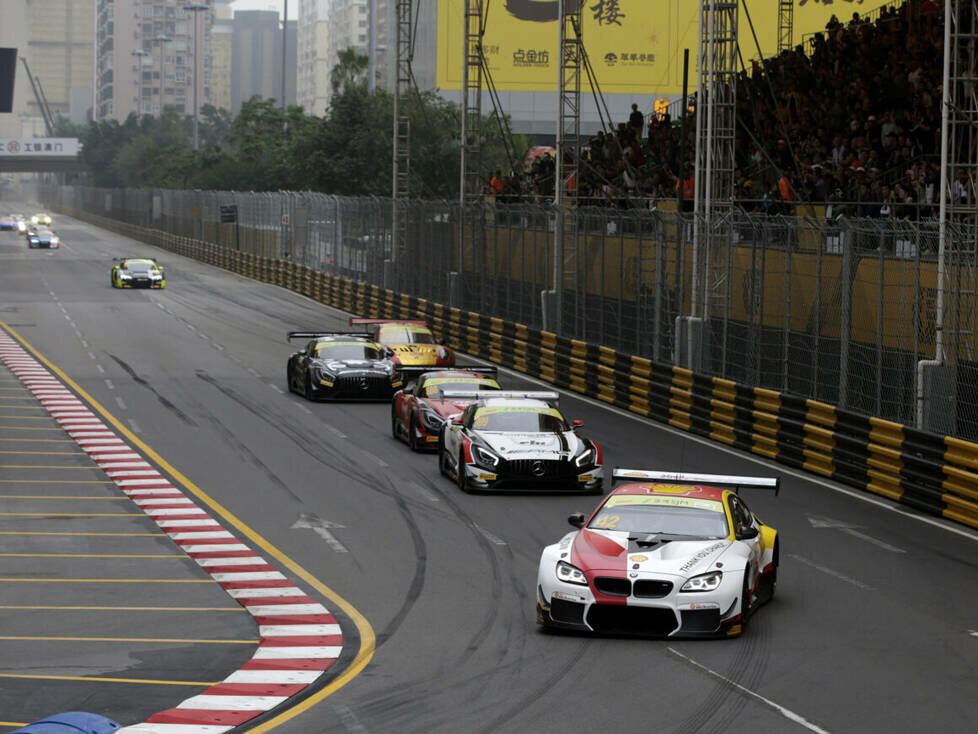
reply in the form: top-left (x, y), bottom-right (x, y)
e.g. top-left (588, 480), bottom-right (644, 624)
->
top-left (0, 208), bottom-right (976, 733)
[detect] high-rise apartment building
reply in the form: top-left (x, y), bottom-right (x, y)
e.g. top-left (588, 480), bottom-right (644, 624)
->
top-left (95, 0), bottom-right (212, 121)
top-left (230, 10), bottom-right (296, 114)
top-left (210, 16), bottom-right (233, 112)
top-left (0, 0), bottom-right (94, 137)
top-left (297, 0), bottom-right (391, 116)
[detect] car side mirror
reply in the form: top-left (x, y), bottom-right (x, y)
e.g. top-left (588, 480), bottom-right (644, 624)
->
top-left (451, 414), bottom-right (464, 426)
top-left (572, 419), bottom-right (584, 428)
top-left (568, 512), bottom-right (586, 528)
top-left (737, 526), bottom-right (759, 540)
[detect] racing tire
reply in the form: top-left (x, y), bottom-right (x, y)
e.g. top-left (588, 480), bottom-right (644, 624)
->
top-left (766, 539), bottom-right (779, 602)
top-left (303, 374), bottom-right (314, 401)
top-left (456, 450), bottom-right (471, 493)
top-left (740, 568), bottom-right (752, 630)
top-left (391, 406), bottom-right (401, 441)
top-left (408, 416), bottom-right (421, 451)
top-left (437, 435), bottom-right (449, 477)
top-left (286, 368), bottom-right (294, 394)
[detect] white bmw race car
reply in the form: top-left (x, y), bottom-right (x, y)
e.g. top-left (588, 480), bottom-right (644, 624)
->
top-left (536, 469), bottom-right (780, 638)
top-left (438, 391), bottom-right (603, 493)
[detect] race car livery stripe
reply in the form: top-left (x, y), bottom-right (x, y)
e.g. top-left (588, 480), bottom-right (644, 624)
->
top-left (0, 332), bottom-right (346, 732)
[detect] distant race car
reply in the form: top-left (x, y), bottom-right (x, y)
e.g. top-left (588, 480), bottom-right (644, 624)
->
top-left (351, 318), bottom-right (454, 367)
top-left (30, 213), bottom-right (52, 226)
top-left (14, 215), bottom-right (28, 233)
top-left (28, 227), bottom-right (59, 249)
top-left (438, 390), bottom-right (602, 492)
top-left (536, 469), bottom-right (780, 638)
top-left (111, 258), bottom-right (166, 288)
top-left (392, 367), bottom-right (500, 450)
top-left (286, 331), bottom-right (401, 401)
top-left (0, 214), bottom-right (16, 231)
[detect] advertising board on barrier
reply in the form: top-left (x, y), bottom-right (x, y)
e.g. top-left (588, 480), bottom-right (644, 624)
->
top-left (0, 137), bottom-right (81, 156)
top-left (437, 0), bottom-right (873, 95)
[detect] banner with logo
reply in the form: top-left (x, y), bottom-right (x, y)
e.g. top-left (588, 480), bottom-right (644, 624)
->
top-left (437, 0), bottom-right (872, 95)
top-left (0, 138), bottom-right (81, 156)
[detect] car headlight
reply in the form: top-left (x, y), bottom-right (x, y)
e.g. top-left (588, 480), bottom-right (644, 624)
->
top-left (50, 237), bottom-right (59, 245)
top-left (419, 407), bottom-right (444, 431)
top-left (437, 346), bottom-right (449, 360)
top-left (681, 571), bottom-right (723, 592)
top-left (473, 445), bottom-right (500, 467)
top-left (120, 273), bottom-right (132, 279)
top-left (556, 560), bottom-right (588, 586)
top-left (575, 446), bottom-right (595, 468)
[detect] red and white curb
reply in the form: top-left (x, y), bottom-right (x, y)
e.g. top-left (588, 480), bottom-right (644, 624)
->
top-left (0, 333), bottom-right (342, 732)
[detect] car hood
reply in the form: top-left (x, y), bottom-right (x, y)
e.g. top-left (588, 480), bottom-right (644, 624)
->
top-left (389, 343), bottom-right (442, 365)
top-left (570, 528), bottom-right (732, 575)
top-left (424, 398), bottom-right (473, 416)
top-left (472, 430), bottom-right (583, 459)
top-left (316, 359), bottom-right (389, 372)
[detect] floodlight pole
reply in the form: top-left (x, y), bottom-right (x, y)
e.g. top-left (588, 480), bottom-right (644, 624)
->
top-left (184, 4), bottom-right (208, 150)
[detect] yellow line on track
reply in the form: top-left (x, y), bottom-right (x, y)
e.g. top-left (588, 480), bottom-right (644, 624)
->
top-left (1, 318), bottom-right (376, 731)
top-left (0, 531), bottom-right (165, 536)
top-left (0, 635), bottom-right (255, 644)
top-left (0, 605), bottom-right (240, 611)
top-left (0, 673), bottom-right (216, 686)
top-left (0, 553), bottom-right (184, 558)
top-left (0, 723), bottom-right (28, 728)
top-left (0, 578), bottom-right (213, 583)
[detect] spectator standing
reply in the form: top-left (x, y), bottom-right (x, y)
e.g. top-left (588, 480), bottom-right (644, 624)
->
top-left (629, 104), bottom-right (644, 137)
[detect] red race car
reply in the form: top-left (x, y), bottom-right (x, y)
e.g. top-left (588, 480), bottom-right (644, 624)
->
top-left (391, 367), bottom-right (500, 450)
top-left (351, 318), bottom-right (454, 367)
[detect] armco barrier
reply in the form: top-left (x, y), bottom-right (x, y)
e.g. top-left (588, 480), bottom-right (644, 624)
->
top-left (51, 207), bottom-right (978, 530)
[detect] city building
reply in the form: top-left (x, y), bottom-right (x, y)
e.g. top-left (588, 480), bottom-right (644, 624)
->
top-left (230, 10), bottom-right (296, 114)
top-left (210, 15), bottom-right (233, 112)
top-left (95, 0), bottom-right (212, 122)
top-left (0, 0), bottom-right (94, 137)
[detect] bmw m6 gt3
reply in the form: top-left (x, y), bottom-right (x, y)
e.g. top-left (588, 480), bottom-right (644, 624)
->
top-left (536, 469), bottom-right (780, 638)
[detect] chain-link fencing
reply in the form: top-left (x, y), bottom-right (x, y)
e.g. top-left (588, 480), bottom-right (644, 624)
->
top-left (32, 183), bottom-right (978, 442)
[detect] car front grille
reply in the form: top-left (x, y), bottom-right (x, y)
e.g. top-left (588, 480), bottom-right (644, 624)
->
top-left (501, 458), bottom-right (575, 479)
top-left (549, 598), bottom-right (586, 626)
top-left (594, 577), bottom-right (631, 596)
top-left (633, 580), bottom-right (673, 598)
top-left (587, 604), bottom-right (678, 636)
top-left (332, 374), bottom-right (392, 397)
top-left (680, 609), bottom-right (721, 633)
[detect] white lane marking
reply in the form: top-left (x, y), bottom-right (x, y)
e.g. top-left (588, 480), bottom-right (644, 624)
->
top-left (214, 343), bottom-right (225, 351)
top-left (292, 513), bottom-right (348, 554)
top-left (258, 623), bottom-right (341, 636)
top-left (324, 424), bottom-right (347, 440)
top-left (789, 554), bottom-right (874, 590)
top-left (247, 367), bottom-right (260, 377)
top-left (81, 340), bottom-right (89, 348)
top-left (96, 364), bottom-right (105, 374)
top-left (474, 523), bottom-right (507, 546)
top-left (199, 332), bottom-right (210, 340)
top-left (127, 418), bottom-right (141, 434)
top-left (252, 646), bottom-right (342, 659)
top-left (115, 396), bottom-right (127, 411)
top-left (334, 704), bottom-right (370, 734)
top-left (269, 383), bottom-right (284, 394)
top-left (225, 669), bottom-right (322, 685)
top-left (178, 694), bottom-right (287, 711)
top-left (968, 630), bottom-right (978, 638)
top-left (156, 303), bottom-right (166, 310)
top-left (185, 323), bottom-right (197, 332)
top-left (104, 379), bottom-right (114, 390)
top-left (297, 403), bottom-right (312, 414)
top-left (807, 515), bottom-right (907, 554)
top-left (463, 355), bottom-right (978, 544)
top-left (244, 603), bottom-right (329, 616)
top-left (361, 450), bottom-right (387, 467)
top-left (667, 647), bottom-right (832, 734)
top-left (88, 352), bottom-right (96, 360)
top-left (406, 481), bottom-right (440, 502)
top-left (49, 290), bottom-right (56, 297)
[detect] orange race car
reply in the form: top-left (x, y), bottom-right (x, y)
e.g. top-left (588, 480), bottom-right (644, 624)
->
top-left (350, 318), bottom-right (455, 367)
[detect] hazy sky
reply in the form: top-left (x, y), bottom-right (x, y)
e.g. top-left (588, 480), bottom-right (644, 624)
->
top-left (231, 0), bottom-right (287, 16)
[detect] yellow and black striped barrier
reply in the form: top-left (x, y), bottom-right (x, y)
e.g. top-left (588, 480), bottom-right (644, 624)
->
top-left (46, 206), bottom-right (978, 530)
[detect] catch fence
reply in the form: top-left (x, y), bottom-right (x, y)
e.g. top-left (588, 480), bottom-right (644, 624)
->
top-left (34, 184), bottom-right (978, 442)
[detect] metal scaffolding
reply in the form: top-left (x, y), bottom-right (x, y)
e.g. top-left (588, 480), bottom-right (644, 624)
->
top-left (923, 0), bottom-right (978, 432)
top-left (777, 0), bottom-right (793, 54)
top-left (391, 0), bottom-right (412, 275)
top-left (549, 0), bottom-right (582, 334)
top-left (688, 0), bottom-right (738, 371)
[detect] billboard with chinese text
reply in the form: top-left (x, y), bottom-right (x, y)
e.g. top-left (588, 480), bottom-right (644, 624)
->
top-left (437, 0), bottom-right (882, 95)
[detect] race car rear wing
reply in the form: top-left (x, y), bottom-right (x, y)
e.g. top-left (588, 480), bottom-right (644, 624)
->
top-left (612, 469), bottom-right (780, 495)
top-left (350, 318), bottom-right (428, 327)
top-left (113, 257), bottom-right (157, 263)
top-left (287, 331), bottom-right (374, 341)
top-left (442, 390), bottom-right (559, 404)
top-left (398, 366), bottom-right (498, 379)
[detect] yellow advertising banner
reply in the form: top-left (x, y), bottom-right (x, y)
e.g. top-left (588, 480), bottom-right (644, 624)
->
top-left (437, 0), bottom-right (882, 95)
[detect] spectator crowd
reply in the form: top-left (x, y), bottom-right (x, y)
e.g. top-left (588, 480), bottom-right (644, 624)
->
top-left (491, 0), bottom-right (964, 220)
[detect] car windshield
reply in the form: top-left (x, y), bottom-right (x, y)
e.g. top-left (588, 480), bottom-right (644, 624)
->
top-left (127, 262), bottom-right (154, 273)
top-left (315, 342), bottom-right (384, 360)
top-left (422, 378), bottom-right (499, 398)
top-left (471, 405), bottom-right (567, 432)
top-left (379, 326), bottom-right (435, 344)
top-left (589, 497), bottom-right (728, 538)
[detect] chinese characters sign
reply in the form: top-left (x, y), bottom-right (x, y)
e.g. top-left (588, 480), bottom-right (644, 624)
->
top-left (0, 138), bottom-right (81, 156)
top-left (437, 0), bottom-right (868, 95)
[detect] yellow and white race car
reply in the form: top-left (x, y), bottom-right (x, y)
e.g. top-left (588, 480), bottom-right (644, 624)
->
top-left (350, 318), bottom-right (454, 367)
